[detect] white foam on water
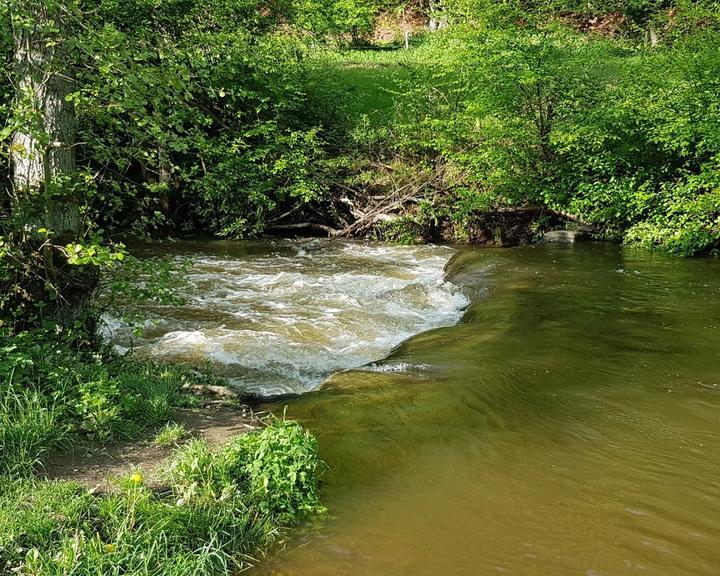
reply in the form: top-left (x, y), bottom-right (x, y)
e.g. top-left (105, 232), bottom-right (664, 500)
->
top-left (108, 240), bottom-right (468, 396)
top-left (363, 362), bottom-right (433, 374)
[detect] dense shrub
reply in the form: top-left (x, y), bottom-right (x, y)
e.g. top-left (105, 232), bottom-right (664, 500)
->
top-left (168, 419), bottom-right (322, 520)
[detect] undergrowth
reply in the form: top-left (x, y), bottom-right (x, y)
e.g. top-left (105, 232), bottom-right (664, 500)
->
top-left (0, 419), bottom-right (323, 575)
top-left (0, 329), bottom-right (208, 476)
top-left (0, 328), bottom-right (324, 574)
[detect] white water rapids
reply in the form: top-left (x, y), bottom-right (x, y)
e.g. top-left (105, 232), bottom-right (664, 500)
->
top-left (105, 240), bottom-right (469, 396)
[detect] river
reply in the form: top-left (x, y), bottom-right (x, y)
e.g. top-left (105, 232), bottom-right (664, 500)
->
top-left (116, 239), bottom-right (720, 575)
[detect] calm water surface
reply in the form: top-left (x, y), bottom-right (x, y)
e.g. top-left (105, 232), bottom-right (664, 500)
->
top-left (127, 240), bottom-right (720, 575)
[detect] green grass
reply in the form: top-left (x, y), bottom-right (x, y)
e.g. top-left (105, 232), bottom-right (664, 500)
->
top-left (0, 419), bottom-right (323, 575)
top-left (153, 422), bottom-right (188, 447)
top-left (0, 330), bottom-right (324, 575)
top-left (306, 42), bottom-right (435, 132)
top-left (0, 385), bottom-right (67, 477)
top-left (0, 329), bottom-right (210, 475)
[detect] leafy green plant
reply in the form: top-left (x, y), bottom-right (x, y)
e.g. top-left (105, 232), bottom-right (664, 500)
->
top-left (167, 417), bottom-right (324, 521)
top-left (73, 378), bottom-right (122, 441)
top-left (223, 418), bottom-right (324, 519)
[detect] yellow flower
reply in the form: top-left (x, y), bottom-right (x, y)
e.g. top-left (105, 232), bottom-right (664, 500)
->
top-left (130, 472), bottom-right (143, 484)
top-left (105, 543), bottom-right (116, 553)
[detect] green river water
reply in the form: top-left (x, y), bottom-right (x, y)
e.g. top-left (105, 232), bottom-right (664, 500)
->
top-left (124, 240), bottom-right (720, 575)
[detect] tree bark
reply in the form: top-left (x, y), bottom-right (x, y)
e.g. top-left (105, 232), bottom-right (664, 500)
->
top-left (647, 24), bottom-right (658, 47)
top-left (10, 3), bottom-right (80, 241)
top-left (428, 0), bottom-right (447, 31)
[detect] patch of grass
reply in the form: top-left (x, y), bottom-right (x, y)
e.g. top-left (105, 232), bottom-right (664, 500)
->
top-left (0, 330), bottom-right (324, 574)
top-left (153, 422), bottom-right (188, 447)
top-left (0, 385), bottom-right (67, 476)
top-left (0, 329), bottom-right (224, 474)
top-left (306, 43), bottom-right (434, 132)
top-left (0, 478), bottom-right (93, 569)
top-left (0, 419), bottom-right (323, 575)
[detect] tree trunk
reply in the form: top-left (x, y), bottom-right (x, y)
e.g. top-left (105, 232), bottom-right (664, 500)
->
top-left (647, 24), bottom-right (658, 47)
top-left (10, 3), bottom-right (79, 242)
top-left (428, 0), bottom-right (447, 31)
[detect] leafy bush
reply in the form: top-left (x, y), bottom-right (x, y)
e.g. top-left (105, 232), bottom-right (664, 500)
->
top-left (295, 0), bottom-right (383, 41)
top-left (0, 226), bottom-right (101, 332)
top-left (59, 0), bottom-right (331, 239)
top-left (168, 418), bottom-right (323, 521)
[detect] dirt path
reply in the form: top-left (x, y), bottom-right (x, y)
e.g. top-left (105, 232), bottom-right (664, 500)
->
top-left (43, 405), bottom-right (258, 490)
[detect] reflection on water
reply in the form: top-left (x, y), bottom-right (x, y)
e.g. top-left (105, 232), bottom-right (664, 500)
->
top-left (121, 240), bottom-right (720, 575)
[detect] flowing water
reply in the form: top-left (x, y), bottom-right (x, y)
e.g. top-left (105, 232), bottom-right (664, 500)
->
top-left (107, 240), bottom-right (468, 395)
top-left (121, 240), bottom-right (720, 575)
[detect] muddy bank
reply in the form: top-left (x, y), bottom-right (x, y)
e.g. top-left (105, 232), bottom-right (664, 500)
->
top-left (44, 395), bottom-right (258, 490)
top-left (278, 196), bottom-right (594, 247)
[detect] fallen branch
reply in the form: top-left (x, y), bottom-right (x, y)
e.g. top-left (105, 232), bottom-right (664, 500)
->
top-left (549, 209), bottom-right (598, 230)
top-left (267, 222), bottom-right (339, 236)
top-left (335, 190), bottom-right (420, 237)
top-left (335, 170), bottom-right (445, 237)
top-left (267, 204), bottom-right (303, 224)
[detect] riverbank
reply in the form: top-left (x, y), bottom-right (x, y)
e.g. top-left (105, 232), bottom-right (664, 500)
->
top-left (286, 23), bottom-right (720, 257)
top-left (0, 329), bottom-right (324, 575)
top-left (43, 404), bottom-right (258, 490)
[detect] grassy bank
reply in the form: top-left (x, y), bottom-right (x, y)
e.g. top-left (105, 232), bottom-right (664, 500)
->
top-left (304, 14), bottom-right (720, 255)
top-left (0, 330), bottom-right (323, 575)
top-left (0, 330), bottom-right (211, 476)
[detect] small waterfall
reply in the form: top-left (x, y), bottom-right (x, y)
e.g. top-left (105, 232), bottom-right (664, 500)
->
top-left (104, 240), bottom-right (469, 396)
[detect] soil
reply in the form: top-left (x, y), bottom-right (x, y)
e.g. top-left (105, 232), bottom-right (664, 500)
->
top-left (42, 405), bottom-right (259, 491)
